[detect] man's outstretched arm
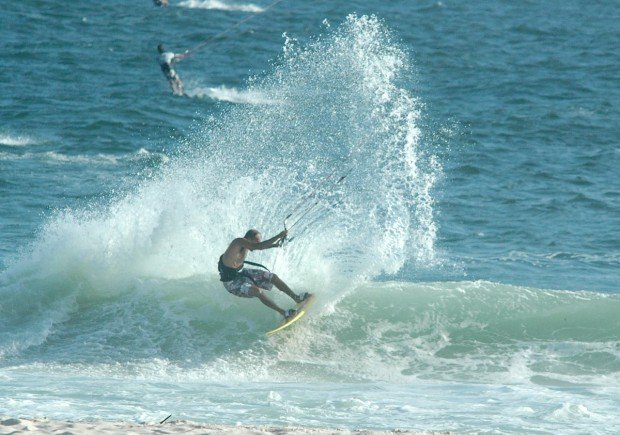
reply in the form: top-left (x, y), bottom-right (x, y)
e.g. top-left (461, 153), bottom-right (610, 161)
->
top-left (174, 51), bottom-right (190, 62)
top-left (237, 230), bottom-right (287, 251)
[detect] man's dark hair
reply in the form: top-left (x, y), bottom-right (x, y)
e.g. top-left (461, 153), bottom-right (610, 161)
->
top-left (244, 229), bottom-right (260, 239)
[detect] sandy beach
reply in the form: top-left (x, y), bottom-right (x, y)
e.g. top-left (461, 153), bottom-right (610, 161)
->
top-left (1, 417), bottom-right (446, 434)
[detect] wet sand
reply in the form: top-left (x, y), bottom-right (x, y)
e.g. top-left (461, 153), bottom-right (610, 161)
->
top-left (1, 416), bottom-right (448, 434)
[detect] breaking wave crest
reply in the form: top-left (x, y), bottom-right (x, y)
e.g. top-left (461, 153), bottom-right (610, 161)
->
top-left (0, 15), bottom-right (447, 377)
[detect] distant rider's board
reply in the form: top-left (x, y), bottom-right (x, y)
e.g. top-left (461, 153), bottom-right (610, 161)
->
top-left (266, 294), bottom-right (316, 336)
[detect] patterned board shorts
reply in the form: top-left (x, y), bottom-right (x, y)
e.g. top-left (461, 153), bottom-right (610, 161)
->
top-left (223, 268), bottom-right (274, 298)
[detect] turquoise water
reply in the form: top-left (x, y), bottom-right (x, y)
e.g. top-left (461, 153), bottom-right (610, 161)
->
top-left (1, 1), bottom-right (619, 433)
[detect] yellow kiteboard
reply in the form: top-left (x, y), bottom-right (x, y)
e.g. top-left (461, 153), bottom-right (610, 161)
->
top-left (266, 294), bottom-right (316, 336)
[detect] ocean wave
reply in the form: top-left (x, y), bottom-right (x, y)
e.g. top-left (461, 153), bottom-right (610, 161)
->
top-left (0, 134), bottom-right (37, 147)
top-left (500, 250), bottom-right (620, 266)
top-left (1, 273), bottom-right (618, 387)
top-left (177, 0), bottom-right (264, 12)
top-left (186, 85), bottom-right (279, 104)
top-left (1, 15), bottom-right (445, 382)
top-left (0, 149), bottom-right (168, 165)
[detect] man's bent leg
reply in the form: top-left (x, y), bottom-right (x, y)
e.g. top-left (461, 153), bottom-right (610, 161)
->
top-left (170, 78), bottom-right (184, 96)
top-left (249, 286), bottom-right (285, 317)
top-left (271, 274), bottom-right (301, 302)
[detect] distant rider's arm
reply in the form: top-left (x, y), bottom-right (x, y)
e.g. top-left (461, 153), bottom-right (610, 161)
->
top-left (237, 230), bottom-right (288, 251)
top-left (174, 51), bottom-right (190, 61)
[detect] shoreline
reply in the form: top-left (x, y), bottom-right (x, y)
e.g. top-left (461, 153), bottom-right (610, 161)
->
top-left (1, 417), bottom-right (448, 434)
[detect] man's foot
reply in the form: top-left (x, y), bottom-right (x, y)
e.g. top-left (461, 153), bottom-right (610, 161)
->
top-left (295, 292), bottom-right (312, 304)
top-left (284, 309), bottom-right (297, 320)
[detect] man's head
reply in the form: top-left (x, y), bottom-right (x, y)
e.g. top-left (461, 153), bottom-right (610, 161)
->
top-left (244, 229), bottom-right (262, 243)
top-left (157, 44), bottom-right (165, 53)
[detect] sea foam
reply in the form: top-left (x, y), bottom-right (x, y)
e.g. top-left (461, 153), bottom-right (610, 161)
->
top-left (177, 0), bottom-right (264, 13)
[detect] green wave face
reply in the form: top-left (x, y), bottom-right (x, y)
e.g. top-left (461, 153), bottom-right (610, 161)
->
top-left (2, 276), bottom-right (617, 388)
top-left (314, 281), bottom-right (619, 385)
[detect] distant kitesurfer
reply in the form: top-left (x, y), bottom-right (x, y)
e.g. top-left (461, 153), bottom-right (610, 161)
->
top-left (153, 0), bottom-right (169, 6)
top-left (218, 229), bottom-right (312, 319)
top-left (157, 44), bottom-right (188, 96)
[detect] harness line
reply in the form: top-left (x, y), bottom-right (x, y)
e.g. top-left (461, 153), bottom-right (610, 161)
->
top-left (270, 169), bottom-right (350, 269)
top-left (286, 169), bottom-right (352, 232)
top-left (283, 169), bottom-right (339, 224)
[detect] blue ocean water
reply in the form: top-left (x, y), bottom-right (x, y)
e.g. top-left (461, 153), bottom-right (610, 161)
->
top-left (1, 1), bottom-right (619, 433)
